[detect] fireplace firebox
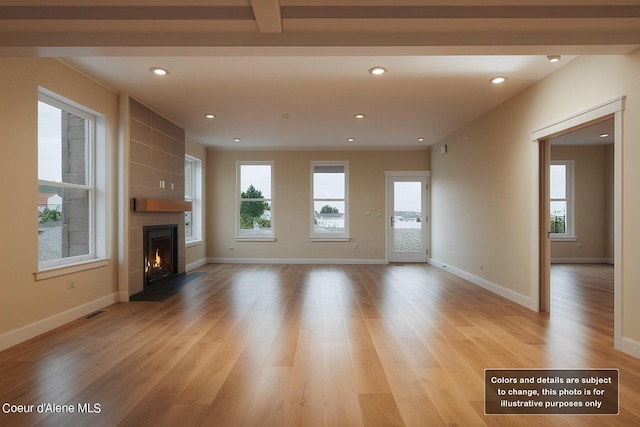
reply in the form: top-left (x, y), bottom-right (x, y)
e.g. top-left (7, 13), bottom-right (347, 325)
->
top-left (143, 224), bottom-right (178, 288)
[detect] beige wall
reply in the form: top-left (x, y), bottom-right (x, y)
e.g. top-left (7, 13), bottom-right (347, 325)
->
top-left (185, 135), bottom-right (207, 269)
top-left (207, 150), bottom-right (430, 261)
top-left (431, 50), bottom-right (640, 351)
top-left (620, 49), bottom-right (640, 348)
top-left (0, 58), bottom-right (119, 341)
top-left (550, 144), bottom-right (614, 262)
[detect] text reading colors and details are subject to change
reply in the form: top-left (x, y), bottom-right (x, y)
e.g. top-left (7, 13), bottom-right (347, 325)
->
top-left (485, 369), bottom-right (619, 415)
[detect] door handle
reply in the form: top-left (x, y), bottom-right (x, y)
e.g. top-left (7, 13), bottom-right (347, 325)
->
top-left (390, 217), bottom-right (394, 227)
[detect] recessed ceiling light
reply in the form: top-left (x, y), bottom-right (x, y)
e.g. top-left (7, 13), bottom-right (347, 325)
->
top-left (204, 113), bottom-right (216, 119)
top-left (233, 137), bottom-right (241, 142)
top-left (547, 55), bottom-right (562, 63)
top-left (600, 133), bottom-right (610, 138)
top-left (417, 137), bottom-right (425, 142)
top-left (354, 113), bottom-right (366, 119)
top-left (347, 137), bottom-right (356, 142)
top-left (490, 76), bottom-right (507, 84)
top-left (369, 67), bottom-right (388, 76)
top-left (150, 67), bottom-right (169, 76)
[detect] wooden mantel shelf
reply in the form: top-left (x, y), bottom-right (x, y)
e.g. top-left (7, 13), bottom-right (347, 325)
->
top-left (133, 198), bottom-right (192, 212)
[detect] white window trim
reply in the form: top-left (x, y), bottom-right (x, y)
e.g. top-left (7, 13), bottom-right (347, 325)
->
top-left (310, 161), bottom-right (350, 241)
top-left (37, 88), bottom-right (108, 273)
top-left (185, 155), bottom-right (203, 245)
top-left (550, 160), bottom-right (577, 241)
top-left (35, 259), bottom-right (109, 281)
top-left (236, 161), bottom-right (275, 241)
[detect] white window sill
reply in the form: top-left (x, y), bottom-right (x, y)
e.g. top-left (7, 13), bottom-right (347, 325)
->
top-left (35, 258), bottom-right (109, 281)
top-left (235, 236), bottom-right (276, 242)
top-left (310, 237), bottom-right (351, 242)
top-left (551, 236), bottom-right (578, 242)
top-left (186, 239), bottom-right (204, 248)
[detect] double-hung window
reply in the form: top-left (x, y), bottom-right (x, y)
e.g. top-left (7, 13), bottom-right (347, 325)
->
top-left (185, 155), bottom-right (202, 244)
top-left (37, 89), bottom-right (105, 271)
top-left (237, 161), bottom-right (274, 240)
top-left (311, 161), bottom-right (349, 240)
top-left (550, 160), bottom-right (576, 240)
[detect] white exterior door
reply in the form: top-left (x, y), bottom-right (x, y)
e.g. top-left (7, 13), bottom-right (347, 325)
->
top-left (386, 172), bottom-right (430, 263)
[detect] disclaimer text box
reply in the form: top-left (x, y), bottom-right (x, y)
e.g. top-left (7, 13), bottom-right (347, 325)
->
top-left (485, 369), bottom-right (618, 415)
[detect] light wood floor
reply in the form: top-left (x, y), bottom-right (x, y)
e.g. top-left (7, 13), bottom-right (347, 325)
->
top-left (1, 263), bottom-right (639, 426)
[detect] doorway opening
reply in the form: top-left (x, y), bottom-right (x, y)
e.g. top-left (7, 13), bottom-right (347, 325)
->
top-left (532, 97), bottom-right (623, 350)
top-left (548, 121), bottom-right (615, 337)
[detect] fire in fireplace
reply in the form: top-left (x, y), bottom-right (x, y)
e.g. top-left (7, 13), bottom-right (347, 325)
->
top-left (143, 224), bottom-right (178, 288)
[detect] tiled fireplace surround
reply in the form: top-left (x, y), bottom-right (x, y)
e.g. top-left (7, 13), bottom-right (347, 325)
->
top-left (127, 98), bottom-right (186, 296)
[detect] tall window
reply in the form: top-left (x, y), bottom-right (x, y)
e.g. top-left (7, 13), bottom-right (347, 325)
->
top-left (311, 161), bottom-right (349, 240)
top-left (550, 160), bottom-right (575, 240)
top-left (185, 155), bottom-right (202, 243)
top-left (38, 90), bottom-right (100, 269)
top-left (237, 162), bottom-right (273, 240)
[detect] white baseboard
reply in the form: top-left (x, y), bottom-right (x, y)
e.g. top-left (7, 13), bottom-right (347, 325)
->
top-left (0, 293), bottom-right (119, 352)
top-left (621, 337), bottom-right (640, 359)
top-left (207, 257), bottom-right (387, 265)
top-left (551, 258), bottom-right (614, 264)
top-left (428, 258), bottom-right (532, 309)
top-left (186, 258), bottom-right (208, 272)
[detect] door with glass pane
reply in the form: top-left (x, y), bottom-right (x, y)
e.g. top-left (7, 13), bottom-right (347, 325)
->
top-left (386, 173), bottom-right (429, 262)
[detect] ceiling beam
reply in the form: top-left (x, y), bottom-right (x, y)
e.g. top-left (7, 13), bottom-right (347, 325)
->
top-left (250, 0), bottom-right (282, 34)
top-left (281, 6), bottom-right (640, 19)
top-left (0, 6), bottom-right (255, 20)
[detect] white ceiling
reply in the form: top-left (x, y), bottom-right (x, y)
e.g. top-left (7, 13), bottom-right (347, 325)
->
top-left (63, 54), bottom-right (582, 149)
top-left (550, 118), bottom-right (614, 146)
top-left (3, 1), bottom-right (638, 150)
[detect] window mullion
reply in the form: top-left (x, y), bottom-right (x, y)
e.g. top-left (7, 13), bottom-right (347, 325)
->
top-left (38, 180), bottom-right (92, 191)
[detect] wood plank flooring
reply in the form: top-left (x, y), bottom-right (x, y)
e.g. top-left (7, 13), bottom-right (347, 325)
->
top-left (1, 263), bottom-right (639, 426)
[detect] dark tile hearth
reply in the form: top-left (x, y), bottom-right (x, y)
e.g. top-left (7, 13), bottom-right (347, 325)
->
top-left (130, 272), bottom-right (203, 302)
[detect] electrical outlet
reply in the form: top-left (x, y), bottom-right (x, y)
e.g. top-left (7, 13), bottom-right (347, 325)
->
top-left (480, 265), bottom-right (484, 271)
top-left (67, 278), bottom-right (76, 289)
top-left (353, 243), bottom-right (359, 249)
top-left (229, 246), bottom-right (234, 251)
